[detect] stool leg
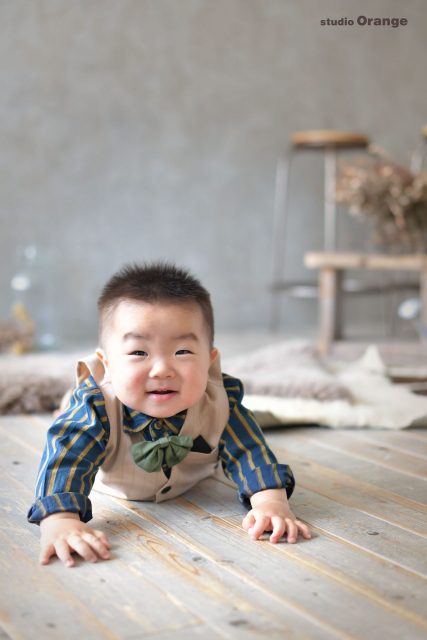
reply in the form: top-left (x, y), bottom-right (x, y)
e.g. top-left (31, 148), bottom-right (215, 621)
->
top-left (334, 270), bottom-right (343, 340)
top-left (318, 267), bottom-right (341, 355)
top-left (324, 148), bottom-right (337, 251)
top-left (420, 263), bottom-right (427, 330)
top-left (270, 147), bottom-right (295, 331)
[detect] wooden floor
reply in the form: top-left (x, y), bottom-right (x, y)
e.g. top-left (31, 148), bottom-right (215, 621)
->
top-left (1, 414), bottom-right (426, 640)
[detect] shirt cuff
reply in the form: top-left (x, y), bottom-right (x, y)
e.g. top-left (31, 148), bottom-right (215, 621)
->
top-left (237, 463), bottom-right (295, 509)
top-left (27, 492), bottom-right (93, 524)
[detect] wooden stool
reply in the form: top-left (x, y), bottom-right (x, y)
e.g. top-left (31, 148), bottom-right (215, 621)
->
top-left (305, 251), bottom-right (427, 354)
top-left (270, 130), bottom-right (370, 330)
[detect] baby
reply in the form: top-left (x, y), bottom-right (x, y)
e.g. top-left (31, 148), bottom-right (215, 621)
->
top-left (28, 262), bottom-right (310, 567)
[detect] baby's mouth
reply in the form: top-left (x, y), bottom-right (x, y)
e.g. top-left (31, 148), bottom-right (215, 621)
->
top-left (147, 389), bottom-right (177, 399)
top-left (148, 389), bottom-right (178, 404)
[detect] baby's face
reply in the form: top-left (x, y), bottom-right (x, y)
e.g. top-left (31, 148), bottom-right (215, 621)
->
top-left (97, 300), bottom-right (217, 418)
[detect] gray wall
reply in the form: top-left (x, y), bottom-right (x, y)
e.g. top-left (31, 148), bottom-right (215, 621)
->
top-left (1, 0), bottom-right (426, 346)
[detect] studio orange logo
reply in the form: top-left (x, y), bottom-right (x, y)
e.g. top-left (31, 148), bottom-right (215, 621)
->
top-left (320, 16), bottom-right (408, 28)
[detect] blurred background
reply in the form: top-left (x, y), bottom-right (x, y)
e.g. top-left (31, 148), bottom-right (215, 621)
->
top-left (1, 0), bottom-right (426, 349)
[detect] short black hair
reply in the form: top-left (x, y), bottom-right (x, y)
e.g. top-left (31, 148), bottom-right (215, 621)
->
top-left (97, 262), bottom-right (214, 348)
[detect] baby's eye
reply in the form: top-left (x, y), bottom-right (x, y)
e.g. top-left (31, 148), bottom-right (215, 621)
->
top-left (176, 349), bottom-right (193, 355)
top-left (130, 350), bottom-right (148, 357)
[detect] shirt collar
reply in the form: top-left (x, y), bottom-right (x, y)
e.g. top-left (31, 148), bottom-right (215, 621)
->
top-left (122, 404), bottom-right (188, 434)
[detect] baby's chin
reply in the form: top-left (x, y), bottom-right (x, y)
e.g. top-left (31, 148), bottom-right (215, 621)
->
top-left (115, 379), bottom-right (209, 414)
top-left (126, 394), bottom-right (204, 418)
top-left (120, 395), bottom-right (181, 417)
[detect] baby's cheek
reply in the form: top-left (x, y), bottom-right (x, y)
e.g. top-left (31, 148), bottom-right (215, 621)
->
top-left (124, 374), bottom-right (146, 397)
top-left (184, 373), bottom-right (209, 405)
top-left (113, 372), bottom-right (146, 405)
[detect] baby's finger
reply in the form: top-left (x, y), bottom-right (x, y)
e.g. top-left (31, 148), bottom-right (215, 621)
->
top-left (296, 520), bottom-right (312, 539)
top-left (242, 512), bottom-right (256, 531)
top-left (67, 534), bottom-right (98, 563)
top-left (39, 543), bottom-right (55, 565)
top-left (54, 539), bottom-right (75, 567)
top-left (285, 517), bottom-right (298, 543)
top-left (248, 514), bottom-right (269, 540)
top-left (81, 532), bottom-right (111, 560)
top-left (93, 529), bottom-right (112, 548)
top-left (269, 516), bottom-right (286, 544)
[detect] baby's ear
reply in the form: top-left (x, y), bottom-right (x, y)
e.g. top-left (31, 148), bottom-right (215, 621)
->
top-left (96, 348), bottom-right (108, 368)
top-left (210, 347), bottom-right (218, 362)
top-left (96, 348), bottom-right (111, 384)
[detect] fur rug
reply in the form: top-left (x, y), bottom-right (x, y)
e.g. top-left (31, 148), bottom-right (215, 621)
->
top-left (0, 351), bottom-right (77, 414)
top-left (1, 342), bottom-right (426, 428)
top-left (222, 341), bottom-right (354, 401)
top-left (223, 343), bottom-right (427, 429)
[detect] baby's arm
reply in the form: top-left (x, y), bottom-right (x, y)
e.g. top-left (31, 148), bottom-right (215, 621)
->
top-left (242, 488), bottom-right (311, 543)
top-left (219, 373), bottom-right (311, 544)
top-left (28, 377), bottom-right (111, 566)
top-left (39, 512), bottom-right (111, 567)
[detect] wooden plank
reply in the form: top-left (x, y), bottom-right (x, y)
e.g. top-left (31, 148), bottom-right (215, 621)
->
top-left (3, 415), bottom-right (427, 639)
top-left (405, 428), bottom-right (427, 441)
top-left (138, 626), bottom-right (223, 640)
top-left (0, 416), bottom-right (47, 457)
top-left (343, 429), bottom-right (427, 458)
top-left (1, 471), bottom-right (327, 640)
top-left (0, 422), bottom-right (341, 640)
top-left (88, 501), bottom-right (311, 640)
top-left (291, 486), bottom-right (426, 576)
top-left (266, 429), bottom-right (427, 504)
top-left (0, 414), bottom-right (50, 446)
top-left (0, 476), bottom-right (199, 640)
top-left (280, 428), bottom-right (427, 479)
top-left (110, 493), bottom-right (427, 640)
top-left (0, 528), bottom-right (120, 640)
top-left (268, 449), bottom-right (426, 535)
top-left (188, 478), bottom-right (427, 622)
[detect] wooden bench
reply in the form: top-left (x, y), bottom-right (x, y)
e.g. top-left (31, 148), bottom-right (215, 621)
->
top-left (304, 251), bottom-right (427, 354)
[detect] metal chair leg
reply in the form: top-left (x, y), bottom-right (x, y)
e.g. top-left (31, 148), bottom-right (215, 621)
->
top-left (270, 147), bottom-right (295, 331)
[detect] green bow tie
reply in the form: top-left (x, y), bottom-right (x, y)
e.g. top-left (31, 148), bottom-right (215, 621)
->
top-left (131, 435), bottom-right (194, 472)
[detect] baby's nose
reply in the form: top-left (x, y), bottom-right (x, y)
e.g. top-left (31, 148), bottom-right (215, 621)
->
top-left (149, 358), bottom-right (173, 377)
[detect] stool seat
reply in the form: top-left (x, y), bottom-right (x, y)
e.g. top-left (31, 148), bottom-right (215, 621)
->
top-left (291, 130), bottom-right (370, 149)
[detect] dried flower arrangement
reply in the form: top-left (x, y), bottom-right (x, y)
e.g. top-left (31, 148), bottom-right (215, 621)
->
top-left (335, 146), bottom-right (427, 252)
top-left (0, 303), bottom-right (34, 354)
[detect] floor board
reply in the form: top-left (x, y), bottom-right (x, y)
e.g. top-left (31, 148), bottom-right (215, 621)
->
top-left (1, 415), bottom-right (426, 639)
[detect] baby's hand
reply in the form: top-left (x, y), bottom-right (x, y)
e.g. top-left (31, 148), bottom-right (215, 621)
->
top-left (242, 489), bottom-right (311, 544)
top-left (39, 512), bottom-right (111, 567)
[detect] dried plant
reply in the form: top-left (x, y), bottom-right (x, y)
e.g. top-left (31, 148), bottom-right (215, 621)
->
top-left (0, 303), bottom-right (35, 354)
top-left (335, 146), bottom-right (427, 251)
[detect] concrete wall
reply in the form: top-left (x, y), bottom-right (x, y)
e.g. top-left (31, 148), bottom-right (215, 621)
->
top-left (1, 0), bottom-right (426, 346)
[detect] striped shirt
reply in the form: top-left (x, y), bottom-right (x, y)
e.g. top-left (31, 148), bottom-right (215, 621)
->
top-left (27, 373), bottom-right (295, 523)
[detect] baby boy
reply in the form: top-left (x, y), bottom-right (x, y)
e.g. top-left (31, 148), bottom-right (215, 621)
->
top-left (27, 262), bottom-right (310, 566)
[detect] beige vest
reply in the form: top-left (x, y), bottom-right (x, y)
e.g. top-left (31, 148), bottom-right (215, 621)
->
top-left (76, 352), bottom-right (229, 503)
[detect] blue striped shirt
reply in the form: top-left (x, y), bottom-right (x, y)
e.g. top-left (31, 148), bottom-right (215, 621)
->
top-left (27, 373), bottom-right (295, 523)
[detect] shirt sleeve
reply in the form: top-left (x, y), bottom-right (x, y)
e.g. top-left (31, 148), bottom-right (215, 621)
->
top-left (219, 373), bottom-right (295, 508)
top-left (27, 376), bottom-right (109, 524)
